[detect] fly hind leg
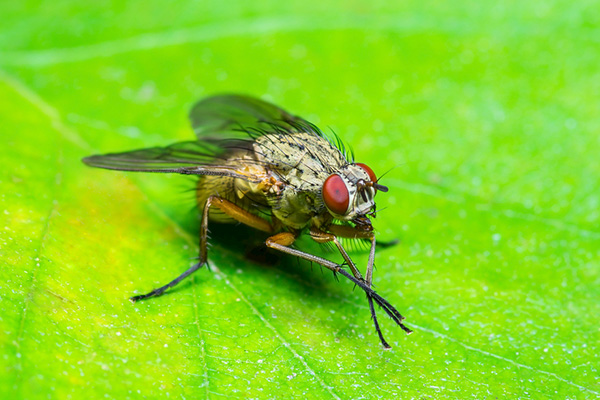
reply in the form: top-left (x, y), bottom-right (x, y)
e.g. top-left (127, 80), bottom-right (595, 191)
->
top-left (130, 195), bottom-right (274, 302)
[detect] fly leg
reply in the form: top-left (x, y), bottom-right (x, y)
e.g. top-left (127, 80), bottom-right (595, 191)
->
top-left (130, 195), bottom-right (274, 302)
top-left (329, 225), bottom-right (412, 338)
top-left (311, 228), bottom-right (394, 348)
top-left (362, 234), bottom-right (397, 347)
top-left (266, 232), bottom-right (411, 345)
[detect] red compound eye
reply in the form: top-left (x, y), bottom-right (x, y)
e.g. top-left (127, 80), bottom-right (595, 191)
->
top-left (322, 174), bottom-right (349, 215)
top-left (356, 163), bottom-right (377, 183)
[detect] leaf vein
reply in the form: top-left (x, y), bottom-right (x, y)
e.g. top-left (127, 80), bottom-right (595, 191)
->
top-left (413, 324), bottom-right (600, 395)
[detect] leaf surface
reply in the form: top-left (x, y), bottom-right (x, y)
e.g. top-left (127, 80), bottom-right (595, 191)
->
top-left (1, 2), bottom-right (599, 398)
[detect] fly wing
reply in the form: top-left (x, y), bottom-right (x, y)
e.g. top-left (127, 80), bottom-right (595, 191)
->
top-left (82, 140), bottom-right (258, 180)
top-left (189, 94), bottom-right (318, 138)
top-left (85, 95), bottom-right (328, 178)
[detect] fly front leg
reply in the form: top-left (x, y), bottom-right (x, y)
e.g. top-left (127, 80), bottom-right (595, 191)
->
top-left (266, 231), bottom-right (411, 345)
top-left (326, 224), bottom-right (377, 287)
top-left (328, 225), bottom-right (413, 337)
top-left (311, 227), bottom-right (395, 348)
top-left (329, 225), bottom-right (412, 338)
top-left (325, 225), bottom-right (384, 296)
top-left (130, 195), bottom-right (274, 302)
top-left (359, 233), bottom-right (396, 347)
top-left (309, 229), bottom-right (364, 281)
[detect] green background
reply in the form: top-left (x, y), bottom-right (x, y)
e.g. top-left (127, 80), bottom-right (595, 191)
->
top-left (1, 1), bottom-right (599, 399)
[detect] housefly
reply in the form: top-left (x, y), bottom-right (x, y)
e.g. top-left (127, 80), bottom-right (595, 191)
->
top-left (83, 95), bottom-right (412, 348)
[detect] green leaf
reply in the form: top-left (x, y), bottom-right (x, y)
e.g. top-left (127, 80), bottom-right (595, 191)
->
top-left (1, 2), bottom-right (599, 398)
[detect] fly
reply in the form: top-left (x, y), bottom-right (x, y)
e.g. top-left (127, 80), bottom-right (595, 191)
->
top-left (83, 95), bottom-right (412, 348)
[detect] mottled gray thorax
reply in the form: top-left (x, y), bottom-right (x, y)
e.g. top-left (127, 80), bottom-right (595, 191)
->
top-left (255, 132), bottom-right (348, 229)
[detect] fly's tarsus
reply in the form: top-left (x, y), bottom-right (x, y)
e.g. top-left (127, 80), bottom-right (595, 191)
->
top-left (129, 261), bottom-right (206, 303)
top-left (368, 296), bottom-right (391, 349)
top-left (336, 268), bottom-right (413, 335)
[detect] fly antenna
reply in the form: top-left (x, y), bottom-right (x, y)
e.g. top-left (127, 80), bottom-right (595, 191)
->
top-left (359, 180), bottom-right (389, 193)
top-left (373, 183), bottom-right (388, 192)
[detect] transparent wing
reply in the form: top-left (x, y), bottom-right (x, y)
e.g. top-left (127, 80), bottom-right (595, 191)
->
top-left (84, 95), bottom-right (337, 178)
top-left (82, 140), bottom-right (257, 180)
top-left (189, 94), bottom-right (318, 138)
